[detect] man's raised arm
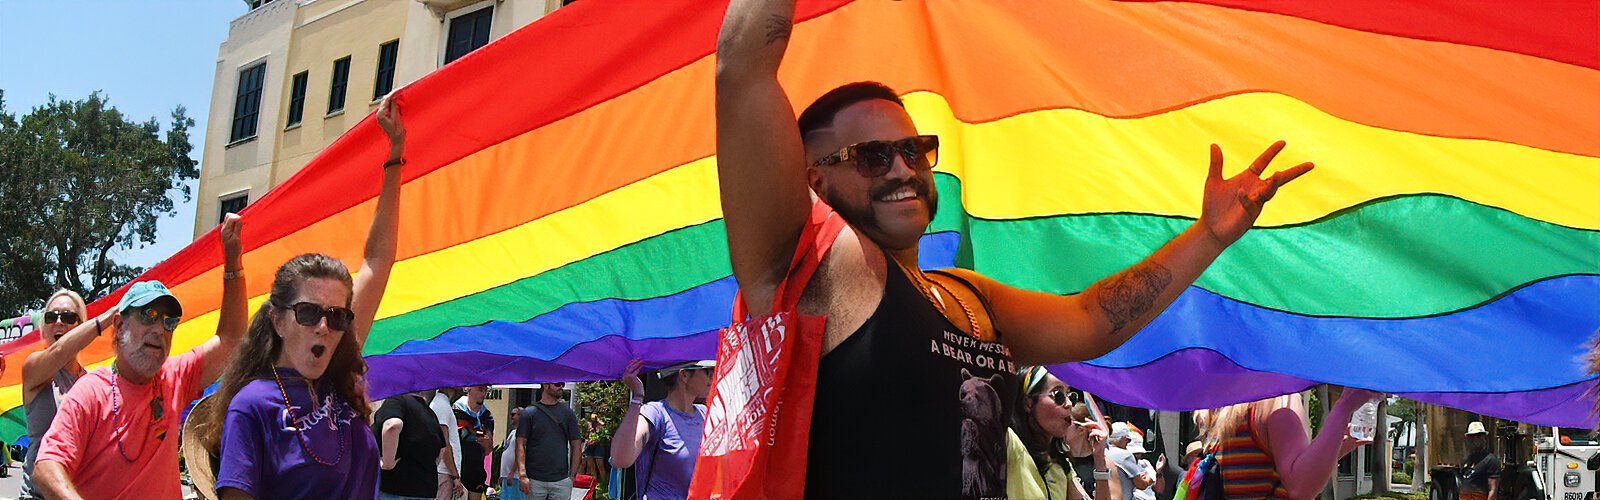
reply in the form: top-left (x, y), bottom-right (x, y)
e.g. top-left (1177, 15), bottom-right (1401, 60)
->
top-left (715, 0), bottom-right (811, 315)
top-left (957, 141), bottom-right (1313, 365)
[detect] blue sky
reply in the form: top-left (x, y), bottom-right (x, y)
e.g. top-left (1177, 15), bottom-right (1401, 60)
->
top-left (0, 0), bottom-right (245, 268)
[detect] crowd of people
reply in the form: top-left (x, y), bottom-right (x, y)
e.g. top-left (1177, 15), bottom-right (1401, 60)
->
top-left (3, 0), bottom-right (1534, 498)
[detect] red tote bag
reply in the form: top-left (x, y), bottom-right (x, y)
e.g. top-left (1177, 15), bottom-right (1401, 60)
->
top-left (689, 201), bottom-right (846, 499)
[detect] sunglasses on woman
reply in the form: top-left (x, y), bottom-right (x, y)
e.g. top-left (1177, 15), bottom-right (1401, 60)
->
top-left (1045, 388), bottom-right (1079, 407)
top-left (43, 311), bottom-right (81, 324)
top-left (811, 135), bottom-right (940, 177)
top-left (131, 307), bottom-right (181, 331)
top-left (276, 301), bottom-right (355, 331)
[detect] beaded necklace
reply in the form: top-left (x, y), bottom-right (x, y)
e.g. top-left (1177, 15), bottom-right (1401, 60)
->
top-left (109, 366), bottom-right (165, 463)
top-left (272, 368), bottom-right (346, 466)
top-left (891, 258), bottom-right (982, 340)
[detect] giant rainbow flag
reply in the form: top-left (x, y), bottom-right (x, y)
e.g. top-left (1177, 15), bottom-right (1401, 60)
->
top-left (4, 0), bottom-right (1596, 443)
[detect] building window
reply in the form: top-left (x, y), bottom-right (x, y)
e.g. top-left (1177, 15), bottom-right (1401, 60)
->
top-left (286, 71), bottom-right (308, 127)
top-left (229, 63), bottom-right (266, 143)
top-left (218, 192), bottom-right (249, 223)
top-left (328, 56), bottom-right (351, 114)
top-left (373, 40), bottom-right (399, 100)
top-left (444, 6), bottom-right (493, 64)
top-left (249, 0), bottom-right (275, 9)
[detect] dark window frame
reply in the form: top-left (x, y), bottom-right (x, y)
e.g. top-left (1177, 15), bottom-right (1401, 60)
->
top-left (229, 62), bottom-right (267, 143)
top-left (218, 192), bottom-right (249, 224)
top-left (443, 6), bottom-right (494, 65)
top-left (286, 70), bottom-right (308, 127)
top-left (327, 56), bottom-right (351, 114)
top-left (373, 40), bottom-right (399, 100)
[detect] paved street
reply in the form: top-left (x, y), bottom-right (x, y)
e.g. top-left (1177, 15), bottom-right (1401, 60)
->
top-left (0, 460), bottom-right (20, 499)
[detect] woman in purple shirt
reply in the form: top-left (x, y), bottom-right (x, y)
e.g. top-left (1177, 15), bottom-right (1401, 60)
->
top-left (203, 94), bottom-right (407, 500)
top-left (610, 359), bottom-right (714, 500)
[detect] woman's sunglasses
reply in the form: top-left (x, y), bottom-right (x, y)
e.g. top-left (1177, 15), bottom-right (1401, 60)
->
top-left (276, 301), bottom-right (355, 331)
top-left (1044, 388), bottom-right (1080, 407)
top-left (43, 311), bottom-right (81, 324)
top-left (811, 135), bottom-right (940, 178)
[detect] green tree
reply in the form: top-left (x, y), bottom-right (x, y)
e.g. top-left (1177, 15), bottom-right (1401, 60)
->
top-left (576, 380), bottom-right (629, 500)
top-left (576, 380), bottom-right (629, 445)
top-left (1386, 397), bottom-right (1417, 451)
top-left (0, 90), bottom-right (196, 314)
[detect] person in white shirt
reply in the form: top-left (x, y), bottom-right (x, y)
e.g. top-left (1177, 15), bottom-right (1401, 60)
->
top-left (1106, 423), bottom-right (1157, 500)
top-left (431, 388), bottom-right (465, 500)
top-left (499, 407), bottom-right (524, 500)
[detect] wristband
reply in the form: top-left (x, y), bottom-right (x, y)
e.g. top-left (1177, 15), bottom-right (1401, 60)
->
top-left (383, 158), bottom-right (405, 170)
top-left (1093, 469), bottom-right (1112, 481)
top-left (223, 269), bottom-right (245, 280)
top-left (94, 318), bottom-right (103, 335)
top-left (629, 395), bottom-right (644, 406)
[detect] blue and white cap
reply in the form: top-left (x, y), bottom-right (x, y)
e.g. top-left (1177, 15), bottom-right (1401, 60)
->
top-left (114, 281), bottom-right (183, 317)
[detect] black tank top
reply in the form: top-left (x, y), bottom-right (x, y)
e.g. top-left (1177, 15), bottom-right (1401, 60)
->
top-left (806, 256), bottom-right (1020, 499)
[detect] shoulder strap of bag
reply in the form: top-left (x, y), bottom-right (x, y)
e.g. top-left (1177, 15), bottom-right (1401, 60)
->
top-left (530, 402), bottom-right (562, 429)
top-left (925, 269), bottom-right (996, 320)
top-left (731, 200), bottom-right (849, 320)
top-left (926, 269), bottom-right (1000, 341)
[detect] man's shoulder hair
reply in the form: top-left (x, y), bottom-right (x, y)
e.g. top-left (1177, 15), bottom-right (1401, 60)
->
top-left (797, 81), bottom-right (905, 141)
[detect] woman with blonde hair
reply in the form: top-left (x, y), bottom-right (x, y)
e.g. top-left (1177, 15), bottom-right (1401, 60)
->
top-left (1200, 388), bottom-right (1379, 499)
top-left (17, 288), bottom-right (116, 498)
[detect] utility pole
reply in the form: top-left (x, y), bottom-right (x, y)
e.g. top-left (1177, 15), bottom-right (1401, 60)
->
top-left (1372, 398), bottom-right (1391, 495)
top-left (1416, 402), bottom-right (1429, 490)
top-left (1321, 385), bottom-right (1337, 500)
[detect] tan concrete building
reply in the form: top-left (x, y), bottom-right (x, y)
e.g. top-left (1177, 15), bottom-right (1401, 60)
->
top-left (195, 0), bottom-right (569, 237)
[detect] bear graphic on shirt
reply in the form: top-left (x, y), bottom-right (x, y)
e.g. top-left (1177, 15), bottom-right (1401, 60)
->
top-left (959, 368), bottom-right (1006, 498)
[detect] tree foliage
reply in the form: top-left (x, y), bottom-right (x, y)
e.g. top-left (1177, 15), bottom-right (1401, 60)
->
top-left (0, 90), bottom-right (196, 314)
top-left (576, 380), bottom-right (629, 445)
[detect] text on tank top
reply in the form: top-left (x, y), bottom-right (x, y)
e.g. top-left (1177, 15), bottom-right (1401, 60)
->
top-left (807, 258), bottom-right (1020, 499)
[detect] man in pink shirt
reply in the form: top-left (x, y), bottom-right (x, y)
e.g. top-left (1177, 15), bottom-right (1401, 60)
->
top-left (34, 224), bottom-right (247, 499)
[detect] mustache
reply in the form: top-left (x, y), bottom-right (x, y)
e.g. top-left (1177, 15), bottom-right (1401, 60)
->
top-left (869, 177), bottom-right (930, 201)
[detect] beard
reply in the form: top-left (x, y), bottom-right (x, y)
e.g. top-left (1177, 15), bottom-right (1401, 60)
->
top-left (823, 176), bottom-right (938, 247)
top-left (117, 334), bottom-right (166, 377)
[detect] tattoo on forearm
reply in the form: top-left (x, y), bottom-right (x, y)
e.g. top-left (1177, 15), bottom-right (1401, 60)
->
top-left (764, 14), bottom-right (792, 45)
top-left (1096, 262), bottom-right (1173, 335)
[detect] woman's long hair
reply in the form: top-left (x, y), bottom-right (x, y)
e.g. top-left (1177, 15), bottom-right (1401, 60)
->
top-left (197, 254), bottom-right (373, 453)
top-left (1010, 366), bottom-right (1071, 478)
top-left (1587, 329), bottom-right (1599, 429)
top-left (1203, 395), bottom-right (1296, 451)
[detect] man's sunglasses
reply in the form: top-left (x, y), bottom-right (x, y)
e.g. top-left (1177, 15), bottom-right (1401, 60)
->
top-left (43, 311), bottom-right (81, 325)
top-left (276, 301), bottom-right (355, 331)
top-left (812, 135), bottom-right (939, 178)
top-left (131, 307), bottom-right (181, 331)
top-left (1044, 388), bottom-right (1079, 407)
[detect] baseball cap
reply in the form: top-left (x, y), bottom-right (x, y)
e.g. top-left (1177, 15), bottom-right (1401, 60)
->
top-left (658, 360), bottom-right (715, 378)
top-left (1110, 422), bottom-right (1131, 441)
top-left (115, 281), bottom-right (183, 317)
top-left (1466, 422), bottom-right (1488, 435)
top-left (1126, 424), bottom-right (1149, 453)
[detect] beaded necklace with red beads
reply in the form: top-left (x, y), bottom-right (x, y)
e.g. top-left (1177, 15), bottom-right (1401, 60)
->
top-left (271, 367), bottom-right (346, 466)
top-left (109, 365), bottom-right (165, 463)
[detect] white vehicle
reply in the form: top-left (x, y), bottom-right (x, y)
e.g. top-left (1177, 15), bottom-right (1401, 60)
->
top-left (1534, 427), bottom-right (1597, 500)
